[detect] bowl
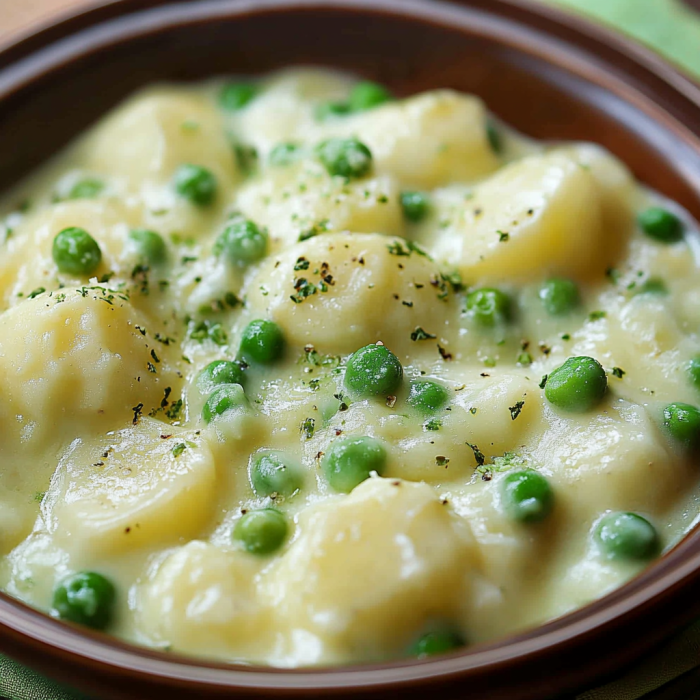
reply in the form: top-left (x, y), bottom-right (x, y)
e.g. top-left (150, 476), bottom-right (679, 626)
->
top-left (1, 1), bottom-right (700, 698)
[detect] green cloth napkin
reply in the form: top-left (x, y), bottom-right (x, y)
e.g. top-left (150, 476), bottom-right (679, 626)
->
top-left (2, 1), bottom-right (700, 699)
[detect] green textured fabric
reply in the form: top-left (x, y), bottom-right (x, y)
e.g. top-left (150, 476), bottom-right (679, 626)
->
top-left (1, 2), bottom-right (700, 699)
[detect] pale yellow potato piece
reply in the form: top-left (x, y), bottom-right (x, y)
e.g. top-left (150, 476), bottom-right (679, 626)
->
top-left (327, 90), bottom-right (500, 189)
top-left (431, 148), bottom-right (633, 284)
top-left (245, 232), bottom-right (459, 356)
top-left (136, 541), bottom-right (271, 661)
top-left (0, 287), bottom-right (178, 441)
top-left (234, 169), bottom-right (403, 250)
top-left (85, 87), bottom-right (236, 191)
top-left (261, 477), bottom-right (475, 664)
top-left (535, 401), bottom-right (685, 518)
top-left (44, 419), bottom-right (216, 556)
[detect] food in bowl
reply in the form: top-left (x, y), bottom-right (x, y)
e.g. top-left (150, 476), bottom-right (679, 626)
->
top-left (0, 68), bottom-right (698, 667)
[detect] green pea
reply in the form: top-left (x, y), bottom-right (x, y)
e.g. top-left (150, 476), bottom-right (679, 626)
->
top-left (594, 512), bottom-right (659, 561)
top-left (250, 451), bottom-right (303, 497)
top-left (233, 509), bottom-right (288, 555)
top-left (539, 278), bottom-right (580, 316)
top-left (196, 360), bottom-right (245, 394)
top-left (688, 356), bottom-right (700, 390)
top-left (344, 344), bottom-right (403, 398)
top-left (314, 101), bottom-right (352, 121)
top-left (52, 572), bottom-right (115, 630)
top-left (407, 380), bottom-right (449, 415)
top-left (52, 227), bottom-right (102, 275)
top-left (410, 629), bottom-right (465, 658)
top-left (486, 120), bottom-right (502, 154)
top-left (129, 228), bottom-right (166, 264)
top-left (219, 82), bottom-right (257, 111)
top-left (202, 384), bottom-right (247, 423)
top-left (316, 138), bottom-right (373, 179)
top-left (400, 191), bottom-right (430, 223)
top-left (635, 277), bottom-right (668, 296)
top-left (67, 178), bottom-right (104, 200)
top-left (269, 143), bottom-right (302, 166)
top-left (500, 470), bottom-right (554, 523)
top-left (544, 356), bottom-right (607, 412)
top-left (662, 402), bottom-right (700, 448)
top-left (173, 164), bottom-right (217, 206)
top-left (239, 319), bottom-right (285, 364)
top-left (638, 207), bottom-right (683, 243)
top-left (218, 218), bottom-right (268, 266)
top-left (322, 436), bottom-right (387, 493)
top-left (465, 288), bottom-right (511, 326)
top-left (349, 81), bottom-right (391, 111)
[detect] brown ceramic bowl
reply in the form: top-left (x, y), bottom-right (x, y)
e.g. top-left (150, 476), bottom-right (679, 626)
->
top-left (1, 1), bottom-right (700, 698)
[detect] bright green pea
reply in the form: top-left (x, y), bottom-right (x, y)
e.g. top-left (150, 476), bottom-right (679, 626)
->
top-left (217, 218), bottom-right (268, 266)
top-left (322, 436), bottom-right (387, 493)
top-left (500, 470), bottom-right (554, 523)
top-left (269, 143), bottom-right (302, 166)
top-left (544, 356), bottom-right (607, 412)
top-left (67, 178), bottom-right (104, 200)
top-left (349, 81), bottom-right (391, 111)
top-left (400, 191), bottom-right (430, 223)
top-left (344, 344), bottom-right (403, 398)
top-left (129, 228), bottom-right (166, 264)
top-left (486, 120), bottom-right (502, 154)
top-left (638, 207), bottom-right (683, 243)
top-left (316, 138), bottom-right (373, 179)
top-left (410, 629), bottom-right (465, 658)
top-left (594, 512), bottom-right (659, 561)
top-left (465, 288), bottom-right (511, 326)
top-left (52, 572), bottom-right (115, 630)
top-left (314, 101), bottom-right (352, 121)
top-left (539, 278), bottom-right (580, 316)
top-left (202, 384), bottom-right (247, 423)
top-left (233, 509), bottom-right (288, 555)
top-left (635, 277), bottom-right (668, 296)
top-left (250, 451), bottom-right (303, 497)
top-left (688, 357), bottom-right (700, 390)
top-left (239, 319), bottom-right (285, 364)
top-left (52, 227), bottom-right (102, 275)
top-left (407, 380), bottom-right (449, 415)
top-left (663, 402), bottom-right (700, 448)
top-left (219, 82), bottom-right (257, 111)
top-left (173, 164), bottom-right (217, 206)
top-left (196, 360), bottom-right (245, 394)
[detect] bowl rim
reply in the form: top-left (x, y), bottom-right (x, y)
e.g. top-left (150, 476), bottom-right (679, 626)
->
top-left (1, 0), bottom-right (700, 694)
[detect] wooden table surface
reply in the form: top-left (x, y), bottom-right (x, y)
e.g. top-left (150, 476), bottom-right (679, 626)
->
top-left (0, 0), bottom-right (88, 44)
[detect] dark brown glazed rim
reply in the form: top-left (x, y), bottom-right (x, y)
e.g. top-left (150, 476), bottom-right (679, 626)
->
top-left (0, 1), bottom-right (700, 698)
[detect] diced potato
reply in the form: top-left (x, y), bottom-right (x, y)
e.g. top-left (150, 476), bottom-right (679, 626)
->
top-left (327, 91), bottom-right (500, 189)
top-left (260, 477), bottom-right (475, 664)
top-left (45, 419), bottom-right (216, 556)
top-left (234, 170), bottom-right (403, 250)
top-left (430, 148), bottom-right (633, 284)
top-left (136, 541), bottom-right (270, 661)
top-left (245, 232), bottom-right (459, 356)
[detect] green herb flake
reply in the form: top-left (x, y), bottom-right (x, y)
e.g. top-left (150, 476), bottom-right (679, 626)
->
top-left (539, 374), bottom-right (548, 389)
top-left (611, 367), bottom-right (626, 379)
top-left (410, 326), bottom-right (437, 341)
top-left (435, 455), bottom-right (450, 467)
top-left (301, 417), bottom-right (316, 440)
top-left (497, 230), bottom-right (510, 242)
top-left (517, 352), bottom-right (533, 366)
top-left (588, 310), bottom-right (607, 321)
top-left (172, 443), bottom-right (187, 458)
top-left (27, 287), bottom-right (46, 299)
top-left (509, 400), bottom-right (525, 420)
top-left (424, 418), bottom-right (442, 431)
top-left (467, 442), bottom-right (485, 466)
top-left (294, 256), bottom-right (310, 271)
top-left (166, 399), bottom-right (183, 421)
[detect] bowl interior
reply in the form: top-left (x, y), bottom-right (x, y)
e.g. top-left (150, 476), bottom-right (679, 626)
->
top-left (1, 1), bottom-right (700, 698)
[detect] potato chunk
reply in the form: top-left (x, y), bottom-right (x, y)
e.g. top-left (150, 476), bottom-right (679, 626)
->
top-left (245, 232), bottom-right (458, 355)
top-left (261, 478), bottom-right (474, 664)
top-left (44, 419), bottom-right (216, 556)
top-left (431, 148), bottom-right (633, 283)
